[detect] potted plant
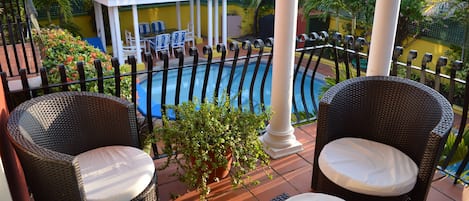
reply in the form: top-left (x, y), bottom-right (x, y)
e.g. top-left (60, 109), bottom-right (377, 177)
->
top-left (151, 94), bottom-right (271, 200)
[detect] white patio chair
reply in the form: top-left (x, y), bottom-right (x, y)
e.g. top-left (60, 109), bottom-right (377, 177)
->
top-left (122, 41), bottom-right (139, 63)
top-left (125, 30), bottom-right (148, 54)
top-left (171, 30), bottom-right (186, 55)
top-left (138, 22), bottom-right (151, 35)
top-left (185, 23), bottom-right (195, 47)
top-left (151, 20), bottom-right (166, 34)
top-left (148, 34), bottom-right (170, 59)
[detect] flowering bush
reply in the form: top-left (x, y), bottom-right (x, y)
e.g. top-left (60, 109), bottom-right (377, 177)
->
top-left (33, 28), bottom-right (132, 100)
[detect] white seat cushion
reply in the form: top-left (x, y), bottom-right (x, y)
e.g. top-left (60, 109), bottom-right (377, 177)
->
top-left (77, 146), bottom-right (155, 201)
top-left (318, 137), bottom-right (418, 196)
top-left (286, 193), bottom-right (345, 201)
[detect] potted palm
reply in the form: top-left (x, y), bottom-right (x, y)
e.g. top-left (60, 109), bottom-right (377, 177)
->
top-left (151, 94), bottom-right (271, 200)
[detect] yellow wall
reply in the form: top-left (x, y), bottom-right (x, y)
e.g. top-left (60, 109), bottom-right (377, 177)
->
top-left (402, 38), bottom-right (451, 68)
top-left (328, 17), bottom-right (351, 34)
top-left (40, 15), bottom-right (96, 38)
top-left (328, 17), bottom-right (452, 70)
top-left (41, 4), bottom-right (253, 39)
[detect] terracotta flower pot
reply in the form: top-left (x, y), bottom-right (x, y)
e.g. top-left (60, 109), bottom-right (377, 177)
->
top-left (192, 149), bottom-right (233, 183)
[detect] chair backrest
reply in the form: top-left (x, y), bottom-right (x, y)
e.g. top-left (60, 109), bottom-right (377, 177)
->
top-left (151, 20), bottom-right (165, 33)
top-left (7, 92), bottom-right (139, 201)
top-left (138, 22), bottom-right (150, 35)
top-left (122, 40), bottom-right (139, 59)
top-left (124, 30), bottom-right (133, 45)
top-left (186, 23), bottom-right (194, 36)
top-left (156, 33), bottom-right (171, 51)
top-left (171, 30), bottom-right (186, 48)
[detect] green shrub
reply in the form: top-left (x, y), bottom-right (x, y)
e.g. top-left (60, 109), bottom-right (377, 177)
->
top-left (33, 28), bottom-right (132, 100)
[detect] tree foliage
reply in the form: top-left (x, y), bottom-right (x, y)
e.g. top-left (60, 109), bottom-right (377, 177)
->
top-left (33, 0), bottom-right (78, 23)
top-left (302, 0), bottom-right (426, 46)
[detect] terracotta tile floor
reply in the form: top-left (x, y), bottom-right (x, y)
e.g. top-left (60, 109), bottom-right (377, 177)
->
top-left (154, 122), bottom-right (468, 201)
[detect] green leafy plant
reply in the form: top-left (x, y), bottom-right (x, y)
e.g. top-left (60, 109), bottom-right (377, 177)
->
top-left (33, 27), bottom-right (132, 100)
top-left (440, 128), bottom-right (469, 167)
top-left (150, 94), bottom-right (271, 200)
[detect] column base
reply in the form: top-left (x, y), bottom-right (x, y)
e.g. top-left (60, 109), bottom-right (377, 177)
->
top-left (260, 135), bottom-right (303, 159)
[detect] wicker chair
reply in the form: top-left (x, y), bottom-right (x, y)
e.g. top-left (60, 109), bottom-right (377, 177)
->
top-left (7, 92), bottom-right (157, 201)
top-left (311, 76), bottom-right (454, 201)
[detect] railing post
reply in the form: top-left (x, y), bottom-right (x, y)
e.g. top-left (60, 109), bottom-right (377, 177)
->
top-left (260, 38), bottom-right (274, 113)
top-left (406, 50), bottom-right (417, 79)
top-left (434, 57), bottom-right (447, 92)
top-left (354, 37), bottom-right (366, 77)
top-left (448, 60), bottom-right (462, 105)
top-left (332, 32), bottom-right (342, 83)
top-left (344, 35), bottom-right (354, 79)
top-left (391, 46), bottom-right (403, 76)
top-left (261, 0), bottom-right (303, 159)
top-left (420, 53), bottom-right (433, 84)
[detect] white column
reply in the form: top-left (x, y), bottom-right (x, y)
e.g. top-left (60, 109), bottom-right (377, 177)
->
top-left (190, 0), bottom-right (194, 33)
top-left (176, 2), bottom-right (182, 30)
top-left (94, 2), bottom-right (106, 50)
top-left (196, 0), bottom-right (201, 38)
top-left (0, 159), bottom-right (12, 201)
top-left (131, 5), bottom-right (142, 63)
top-left (366, 0), bottom-right (401, 76)
top-left (108, 6), bottom-right (118, 59)
top-left (222, 0), bottom-right (227, 46)
top-left (110, 6), bottom-right (123, 65)
top-left (207, 0), bottom-right (213, 46)
top-left (214, 0), bottom-right (219, 44)
top-left (260, 0), bottom-right (302, 159)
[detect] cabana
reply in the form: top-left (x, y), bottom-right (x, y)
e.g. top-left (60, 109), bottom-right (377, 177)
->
top-left (93, 0), bottom-right (229, 65)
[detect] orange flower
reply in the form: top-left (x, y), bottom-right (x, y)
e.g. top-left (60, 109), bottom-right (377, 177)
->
top-left (66, 56), bottom-right (74, 63)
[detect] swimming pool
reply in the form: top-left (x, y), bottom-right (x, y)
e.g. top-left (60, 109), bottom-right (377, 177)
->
top-left (137, 62), bottom-right (326, 118)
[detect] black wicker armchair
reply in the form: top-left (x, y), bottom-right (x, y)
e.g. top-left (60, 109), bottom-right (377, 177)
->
top-left (7, 92), bottom-right (157, 201)
top-left (311, 76), bottom-right (454, 201)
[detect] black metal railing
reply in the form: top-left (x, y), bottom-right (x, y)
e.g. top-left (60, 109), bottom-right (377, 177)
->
top-left (2, 32), bottom-right (468, 185)
top-left (0, 0), bottom-right (40, 78)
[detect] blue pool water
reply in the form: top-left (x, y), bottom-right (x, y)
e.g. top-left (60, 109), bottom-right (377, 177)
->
top-left (137, 62), bottom-right (325, 118)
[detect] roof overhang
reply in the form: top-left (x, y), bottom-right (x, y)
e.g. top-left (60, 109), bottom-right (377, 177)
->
top-left (94, 0), bottom-right (188, 7)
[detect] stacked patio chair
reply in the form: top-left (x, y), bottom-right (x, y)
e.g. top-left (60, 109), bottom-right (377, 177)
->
top-left (138, 22), bottom-right (151, 35)
top-left (171, 30), bottom-right (186, 55)
top-left (311, 76), bottom-right (454, 201)
top-left (150, 20), bottom-right (166, 34)
top-left (7, 92), bottom-right (157, 201)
